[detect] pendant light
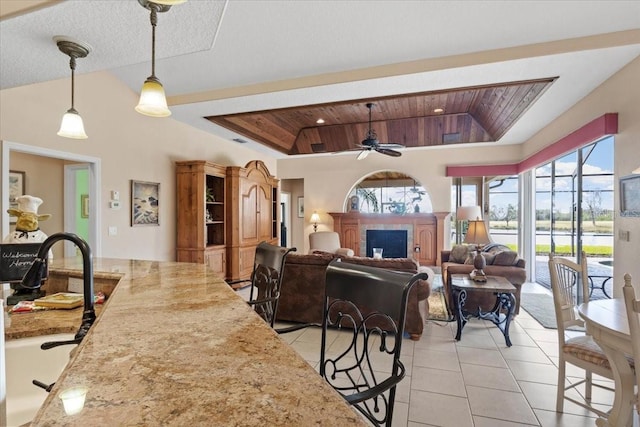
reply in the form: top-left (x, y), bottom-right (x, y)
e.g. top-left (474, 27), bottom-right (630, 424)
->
top-left (135, 0), bottom-right (176, 117)
top-left (55, 36), bottom-right (91, 139)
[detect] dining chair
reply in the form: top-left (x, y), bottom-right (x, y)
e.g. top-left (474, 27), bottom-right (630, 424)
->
top-left (321, 259), bottom-right (428, 426)
top-left (548, 252), bottom-right (615, 416)
top-left (622, 273), bottom-right (640, 416)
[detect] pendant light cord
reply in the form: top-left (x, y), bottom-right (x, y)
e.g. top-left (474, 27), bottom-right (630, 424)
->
top-left (150, 6), bottom-right (158, 78)
top-left (69, 56), bottom-right (76, 110)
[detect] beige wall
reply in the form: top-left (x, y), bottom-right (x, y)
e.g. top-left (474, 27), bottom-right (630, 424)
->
top-left (1, 71), bottom-right (277, 261)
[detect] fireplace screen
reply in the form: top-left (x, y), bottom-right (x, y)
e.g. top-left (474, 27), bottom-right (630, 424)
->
top-left (365, 230), bottom-right (408, 258)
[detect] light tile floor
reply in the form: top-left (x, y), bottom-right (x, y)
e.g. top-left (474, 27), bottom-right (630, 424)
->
top-left (238, 283), bottom-right (636, 427)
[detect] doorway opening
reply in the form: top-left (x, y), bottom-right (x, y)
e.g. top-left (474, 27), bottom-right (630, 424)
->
top-left (1, 141), bottom-right (102, 257)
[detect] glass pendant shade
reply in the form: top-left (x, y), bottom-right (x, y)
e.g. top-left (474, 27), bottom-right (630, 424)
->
top-left (57, 108), bottom-right (88, 139)
top-left (135, 77), bottom-right (171, 117)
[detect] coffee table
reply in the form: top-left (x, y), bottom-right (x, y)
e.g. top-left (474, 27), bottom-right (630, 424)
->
top-left (450, 274), bottom-right (516, 347)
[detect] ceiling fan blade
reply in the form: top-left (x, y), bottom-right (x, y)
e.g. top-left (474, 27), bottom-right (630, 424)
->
top-left (376, 148), bottom-right (402, 157)
top-left (378, 143), bottom-right (405, 149)
top-left (356, 149), bottom-right (371, 160)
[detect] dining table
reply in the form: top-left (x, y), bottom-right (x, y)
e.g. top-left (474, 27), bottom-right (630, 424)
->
top-left (578, 298), bottom-right (636, 427)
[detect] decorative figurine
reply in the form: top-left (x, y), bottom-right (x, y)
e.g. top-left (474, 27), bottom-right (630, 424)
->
top-left (4, 195), bottom-right (51, 245)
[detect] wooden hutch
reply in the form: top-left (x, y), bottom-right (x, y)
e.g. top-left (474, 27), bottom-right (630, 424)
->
top-left (176, 160), bottom-right (278, 281)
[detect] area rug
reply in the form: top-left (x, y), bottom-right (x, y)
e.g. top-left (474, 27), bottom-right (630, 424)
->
top-left (519, 292), bottom-right (584, 331)
top-left (427, 275), bottom-right (453, 322)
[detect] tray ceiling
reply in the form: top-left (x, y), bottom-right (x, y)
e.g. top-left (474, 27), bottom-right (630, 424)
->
top-left (206, 78), bottom-right (555, 155)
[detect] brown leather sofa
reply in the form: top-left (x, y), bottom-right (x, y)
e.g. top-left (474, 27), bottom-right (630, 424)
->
top-left (277, 252), bottom-right (432, 340)
top-left (441, 244), bottom-right (526, 315)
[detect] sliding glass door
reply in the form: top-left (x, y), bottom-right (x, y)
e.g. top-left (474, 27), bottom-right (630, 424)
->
top-left (534, 136), bottom-right (614, 299)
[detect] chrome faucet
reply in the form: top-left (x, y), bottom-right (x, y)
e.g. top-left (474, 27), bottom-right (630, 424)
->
top-left (21, 232), bottom-right (95, 348)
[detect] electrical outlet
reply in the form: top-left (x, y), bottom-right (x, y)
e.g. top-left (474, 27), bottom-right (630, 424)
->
top-left (108, 226), bottom-right (117, 236)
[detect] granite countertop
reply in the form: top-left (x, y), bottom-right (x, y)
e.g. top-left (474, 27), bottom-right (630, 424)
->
top-left (21, 258), bottom-right (365, 426)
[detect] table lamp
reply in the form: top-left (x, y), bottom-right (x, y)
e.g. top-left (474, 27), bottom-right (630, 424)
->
top-left (463, 216), bottom-right (492, 282)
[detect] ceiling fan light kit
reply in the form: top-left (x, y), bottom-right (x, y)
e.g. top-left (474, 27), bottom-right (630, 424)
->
top-left (55, 36), bottom-right (91, 139)
top-left (135, 0), bottom-right (178, 118)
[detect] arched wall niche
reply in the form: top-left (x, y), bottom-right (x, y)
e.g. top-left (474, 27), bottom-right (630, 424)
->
top-left (343, 170), bottom-right (433, 214)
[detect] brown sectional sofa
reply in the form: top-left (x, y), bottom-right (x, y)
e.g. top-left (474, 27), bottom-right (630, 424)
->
top-left (441, 244), bottom-right (526, 315)
top-left (277, 252), bottom-right (432, 340)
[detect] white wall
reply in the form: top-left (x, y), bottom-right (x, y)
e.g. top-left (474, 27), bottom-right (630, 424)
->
top-left (1, 71), bottom-right (277, 261)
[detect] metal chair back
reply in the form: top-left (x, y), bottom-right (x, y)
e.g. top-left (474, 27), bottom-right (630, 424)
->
top-left (321, 259), bottom-right (427, 426)
top-left (247, 241), bottom-right (296, 328)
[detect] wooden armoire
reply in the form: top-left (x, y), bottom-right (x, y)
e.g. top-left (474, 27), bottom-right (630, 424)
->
top-left (176, 160), bottom-right (278, 281)
top-left (226, 160), bottom-right (279, 281)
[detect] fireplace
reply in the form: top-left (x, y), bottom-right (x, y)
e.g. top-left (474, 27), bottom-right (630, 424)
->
top-left (366, 230), bottom-right (408, 258)
top-left (328, 212), bottom-right (450, 266)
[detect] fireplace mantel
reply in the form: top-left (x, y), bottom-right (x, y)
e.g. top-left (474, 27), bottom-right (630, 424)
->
top-left (329, 212), bottom-right (450, 266)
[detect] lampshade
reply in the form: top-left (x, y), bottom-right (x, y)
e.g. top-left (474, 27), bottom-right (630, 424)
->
top-left (136, 0), bottom-right (176, 118)
top-left (457, 205), bottom-right (482, 221)
top-left (310, 211), bottom-right (320, 232)
top-left (57, 108), bottom-right (88, 139)
top-left (463, 220), bottom-right (492, 246)
top-left (135, 77), bottom-right (171, 117)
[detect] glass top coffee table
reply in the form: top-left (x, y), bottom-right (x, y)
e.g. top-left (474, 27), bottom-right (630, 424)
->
top-left (450, 274), bottom-right (517, 347)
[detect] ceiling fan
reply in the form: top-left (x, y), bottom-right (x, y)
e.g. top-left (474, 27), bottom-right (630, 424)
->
top-left (354, 103), bottom-right (405, 160)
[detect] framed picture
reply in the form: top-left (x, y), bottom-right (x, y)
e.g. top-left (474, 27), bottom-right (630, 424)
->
top-left (9, 170), bottom-right (25, 224)
top-left (81, 194), bottom-right (89, 218)
top-left (131, 180), bottom-right (160, 226)
top-left (297, 197), bottom-right (304, 218)
top-left (620, 174), bottom-right (640, 217)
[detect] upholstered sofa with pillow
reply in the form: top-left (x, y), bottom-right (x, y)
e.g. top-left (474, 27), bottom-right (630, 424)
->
top-left (441, 243), bottom-right (526, 315)
top-left (277, 252), bottom-right (433, 340)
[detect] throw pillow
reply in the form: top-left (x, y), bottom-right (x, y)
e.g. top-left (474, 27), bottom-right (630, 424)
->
top-left (481, 252), bottom-right (496, 265)
top-left (449, 245), bottom-right (471, 264)
top-left (492, 250), bottom-right (519, 266)
top-left (463, 251), bottom-right (476, 265)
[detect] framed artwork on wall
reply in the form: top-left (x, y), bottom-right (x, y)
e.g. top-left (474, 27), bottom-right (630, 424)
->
top-left (620, 174), bottom-right (640, 217)
top-left (81, 194), bottom-right (89, 218)
top-left (131, 180), bottom-right (160, 226)
top-left (9, 170), bottom-right (25, 224)
top-left (297, 197), bottom-right (304, 218)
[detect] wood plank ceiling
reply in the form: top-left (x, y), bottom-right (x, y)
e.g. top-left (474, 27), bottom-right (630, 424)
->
top-left (205, 78), bottom-right (556, 156)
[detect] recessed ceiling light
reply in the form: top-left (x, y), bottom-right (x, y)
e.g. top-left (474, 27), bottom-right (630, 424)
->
top-left (316, 118), bottom-right (325, 124)
top-left (433, 108), bottom-right (444, 114)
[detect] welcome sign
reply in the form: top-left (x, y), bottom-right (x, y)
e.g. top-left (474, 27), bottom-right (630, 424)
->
top-left (0, 243), bottom-right (42, 282)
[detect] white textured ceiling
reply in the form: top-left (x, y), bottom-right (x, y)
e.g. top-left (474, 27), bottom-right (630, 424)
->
top-left (0, 0), bottom-right (226, 89)
top-left (1, 0), bottom-right (639, 158)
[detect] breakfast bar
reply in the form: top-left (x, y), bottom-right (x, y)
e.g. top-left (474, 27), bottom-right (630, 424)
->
top-left (6, 258), bottom-right (365, 426)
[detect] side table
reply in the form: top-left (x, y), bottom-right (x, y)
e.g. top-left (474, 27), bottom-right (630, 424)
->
top-left (451, 274), bottom-right (516, 347)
